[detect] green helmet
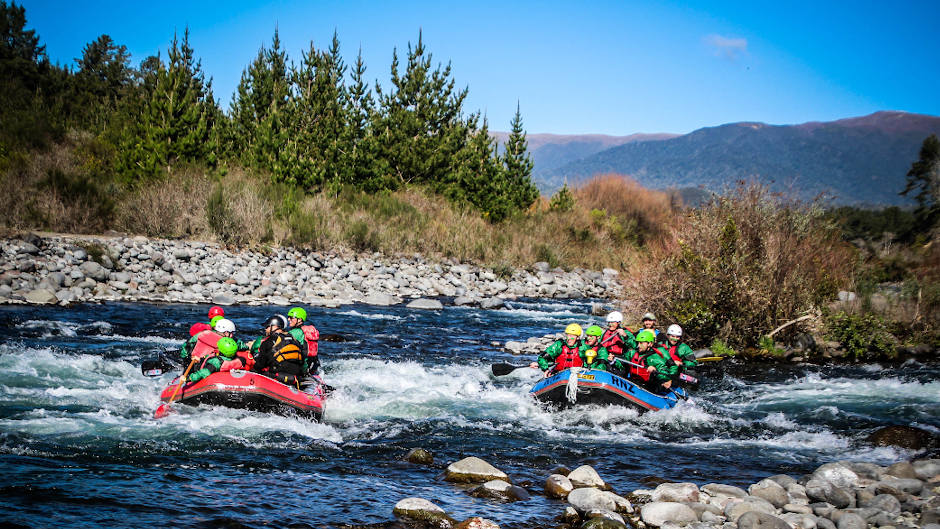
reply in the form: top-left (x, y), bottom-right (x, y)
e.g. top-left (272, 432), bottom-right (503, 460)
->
top-left (636, 329), bottom-right (656, 343)
top-left (287, 307), bottom-right (307, 321)
top-left (210, 315), bottom-right (224, 328)
top-left (585, 325), bottom-right (604, 337)
top-left (217, 337), bottom-right (238, 358)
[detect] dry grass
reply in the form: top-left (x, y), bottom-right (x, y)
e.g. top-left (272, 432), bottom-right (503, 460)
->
top-left (115, 167), bottom-right (213, 238)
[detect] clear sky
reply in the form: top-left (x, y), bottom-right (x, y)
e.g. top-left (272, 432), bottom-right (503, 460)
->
top-left (19, 0), bottom-right (940, 135)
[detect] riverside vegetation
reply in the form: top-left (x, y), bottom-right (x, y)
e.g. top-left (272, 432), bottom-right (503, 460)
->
top-left (2, 2), bottom-right (939, 360)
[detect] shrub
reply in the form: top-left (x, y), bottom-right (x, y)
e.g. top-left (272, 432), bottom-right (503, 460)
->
top-left (709, 338), bottom-right (737, 357)
top-left (825, 311), bottom-right (898, 359)
top-left (628, 183), bottom-right (854, 349)
top-left (549, 184), bottom-right (574, 212)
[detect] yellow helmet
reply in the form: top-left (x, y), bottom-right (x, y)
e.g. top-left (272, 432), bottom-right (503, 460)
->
top-left (564, 323), bottom-right (583, 337)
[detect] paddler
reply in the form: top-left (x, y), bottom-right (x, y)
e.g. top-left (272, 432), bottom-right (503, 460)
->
top-left (600, 311), bottom-right (634, 375)
top-left (579, 325), bottom-right (616, 371)
top-left (285, 306), bottom-right (321, 378)
top-left (530, 323), bottom-right (584, 376)
top-left (644, 325), bottom-right (696, 392)
top-left (179, 318), bottom-right (247, 363)
top-left (252, 314), bottom-right (305, 389)
top-left (623, 329), bottom-right (657, 383)
top-left (187, 337), bottom-right (239, 383)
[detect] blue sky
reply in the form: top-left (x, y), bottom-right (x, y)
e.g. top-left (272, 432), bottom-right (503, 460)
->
top-left (20, 0), bottom-right (940, 135)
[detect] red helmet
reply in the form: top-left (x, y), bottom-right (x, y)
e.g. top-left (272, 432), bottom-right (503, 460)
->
top-left (208, 306), bottom-right (225, 319)
top-left (189, 322), bottom-right (211, 337)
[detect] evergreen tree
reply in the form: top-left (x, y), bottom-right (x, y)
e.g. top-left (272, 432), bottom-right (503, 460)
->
top-left (901, 134), bottom-right (940, 234)
top-left (451, 117), bottom-right (517, 221)
top-left (227, 29), bottom-right (290, 179)
top-left (119, 29), bottom-right (217, 179)
top-left (374, 31), bottom-right (471, 188)
top-left (340, 47), bottom-right (384, 190)
top-left (501, 102), bottom-right (539, 211)
top-left (73, 34), bottom-right (132, 129)
top-left (289, 31), bottom-right (347, 188)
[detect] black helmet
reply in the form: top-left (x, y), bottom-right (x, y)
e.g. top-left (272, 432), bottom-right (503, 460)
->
top-left (263, 314), bottom-right (287, 330)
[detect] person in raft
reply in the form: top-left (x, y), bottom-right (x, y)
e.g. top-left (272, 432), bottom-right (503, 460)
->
top-left (579, 325), bottom-right (617, 372)
top-left (252, 314), bottom-right (306, 389)
top-left (530, 323), bottom-right (584, 376)
top-left (639, 312), bottom-right (667, 344)
top-left (285, 307), bottom-right (321, 378)
top-left (187, 337), bottom-right (239, 383)
top-left (624, 329), bottom-right (658, 384)
top-left (660, 324), bottom-right (698, 373)
top-left (644, 325), bottom-right (697, 392)
top-left (179, 318), bottom-right (249, 363)
top-left (600, 311), bottom-right (635, 374)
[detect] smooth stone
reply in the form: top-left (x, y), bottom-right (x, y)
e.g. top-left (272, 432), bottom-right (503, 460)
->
top-left (779, 513), bottom-right (817, 529)
top-left (736, 511), bottom-right (791, 529)
top-left (860, 494), bottom-right (901, 514)
top-left (886, 462), bottom-right (918, 480)
top-left (878, 476), bottom-right (924, 494)
top-left (269, 296), bottom-right (289, 306)
top-left (469, 479), bottom-right (529, 502)
top-left (836, 513), bottom-right (867, 529)
top-left (503, 341), bottom-right (525, 354)
top-left (546, 473), bottom-right (574, 499)
top-left (703, 483), bottom-right (748, 500)
top-left (844, 462), bottom-right (886, 481)
top-left (568, 487), bottom-right (617, 513)
top-left (453, 296), bottom-right (475, 306)
top-left (19, 242), bottom-right (40, 254)
top-left (212, 293), bottom-right (236, 306)
top-left (580, 516), bottom-right (627, 529)
top-left (816, 518), bottom-right (837, 529)
top-left (406, 298), bottom-right (444, 310)
top-left (568, 465), bottom-right (607, 489)
top-left (813, 463), bottom-right (860, 489)
top-left (750, 479), bottom-right (789, 508)
top-left (913, 459), bottom-right (940, 480)
top-left (453, 517), bottom-right (500, 529)
top-left (79, 261), bottom-right (109, 281)
top-left (393, 497), bottom-right (451, 526)
top-left (866, 425), bottom-right (936, 450)
top-left (652, 482), bottom-right (700, 503)
top-left (805, 479), bottom-right (853, 508)
top-left (362, 292), bottom-right (397, 306)
top-left (785, 504), bottom-right (815, 515)
top-left (640, 502), bottom-right (698, 527)
top-left (480, 297), bottom-right (504, 309)
top-left (25, 288), bottom-right (58, 304)
top-left (768, 475), bottom-right (798, 489)
top-left (445, 457), bottom-right (509, 483)
top-left (404, 448), bottom-right (433, 465)
top-left (725, 497), bottom-right (778, 522)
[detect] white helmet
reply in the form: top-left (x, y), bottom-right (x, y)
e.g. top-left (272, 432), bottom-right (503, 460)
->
top-left (666, 324), bottom-right (682, 337)
top-left (606, 311), bottom-right (623, 323)
top-left (214, 318), bottom-right (236, 333)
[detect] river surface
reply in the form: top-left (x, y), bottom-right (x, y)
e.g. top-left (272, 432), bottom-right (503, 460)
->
top-left (0, 300), bottom-right (937, 528)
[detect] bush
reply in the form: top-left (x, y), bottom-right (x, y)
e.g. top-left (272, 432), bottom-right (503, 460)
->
top-left (549, 184), bottom-right (574, 212)
top-left (709, 338), bottom-right (737, 357)
top-left (628, 183), bottom-right (854, 349)
top-left (825, 311), bottom-right (898, 359)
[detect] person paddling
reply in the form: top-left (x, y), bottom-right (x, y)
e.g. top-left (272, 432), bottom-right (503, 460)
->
top-left (530, 324), bottom-right (584, 376)
top-left (253, 314), bottom-right (305, 389)
top-left (600, 311), bottom-right (635, 374)
top-left (624, 329), bottom-right (657, 383)
top-left (285, 307), bottom-right (321, 378)
top-left (579, 325), bottom-right (617, 372)
top-left (644, 325), bottom-right (696, 393)
top-left (187, 337), bottom-right (239, 383)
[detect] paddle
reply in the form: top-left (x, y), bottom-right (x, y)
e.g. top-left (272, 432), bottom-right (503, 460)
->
top-left (154, 358), bottom-right (197, 419)
top-left (491, 362), bottom-right (534, 376)
top-left (141, 349), bottom-right (183, 377)
top-left (696, 356), bottom-right (726, 362)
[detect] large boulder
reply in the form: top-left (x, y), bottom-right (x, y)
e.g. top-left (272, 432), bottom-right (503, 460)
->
top-left (545, 473), bottom-right (574, 499)
top-left (640, 502), bottom-right (697, 527)
top-left (445, 457), bottom-right (509, 483)
top-left (25, 288), bottom-right (58, 304)
top-left (393, 498), bottom-right (453, 527)
top-left (652, 482), bottom-right (700, 503)
top-left (567, 488), bottom-right (618, 513)
top-left (79, 261), bottom-right (109, 281)
top-left (568, 465), bottom-right (607, 489)
top-left (812, 463), bottom-right (859, 489)
top-left (736, 511), bottom-right (791, 529)
top-left (407, 298), bottom-right (444, 310)
top-left (749, 479), bottom-right (789, 508)
top-left (866, 425), bottom-right (937, 450)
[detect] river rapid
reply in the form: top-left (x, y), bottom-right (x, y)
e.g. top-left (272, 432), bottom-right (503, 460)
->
top-left (0, 300), bottom-right (937, 528)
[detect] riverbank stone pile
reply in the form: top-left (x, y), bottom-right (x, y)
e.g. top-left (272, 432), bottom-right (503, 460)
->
top-left (0, 233), bottom-right (621, 307)
top-left (392, 456), bottom-right (939, 529)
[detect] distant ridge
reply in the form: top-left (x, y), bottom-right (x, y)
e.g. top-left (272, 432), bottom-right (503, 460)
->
top-left (527, 111), bottom-right (940, 206)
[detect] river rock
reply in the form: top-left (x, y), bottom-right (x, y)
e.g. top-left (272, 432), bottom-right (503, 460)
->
top-left (453, 517), bottom-right (499, 529)
top-left (362, 292), bottom-right (396, 306)
top-left (407, 298), bottom-right (444, 310)
top-left (736, 511), bottom-right (791, 529)
top-left (568, 488), bottom-right (617, 513)
top-left (779, 513), bottom-right (817, 529)
top-left (212, 293), bottom-right (236, 306)
top-left (816, 517), bottom-right (836, 529)
top-left (725, 497), bottom-right (778, 522)
top-left (913, 459), bottom-right (940, 480)
top-left (453, 296), bottom-right (475, 306)
top-left (767, 474), bottom-right (798, 489)
top-left (860, 493), bottom-right (902, 514)
top-left (836, 513), bottom-right (867, 529)
top-left (445, 457), bottom-right (508, 483)
top-left (805, 478), bottom-right (854, 508)
top-left (652, 482), bottom-right (700, 503)
top-left (23, 288), bottom-right (56, 304)
top-left (469, 479), bottom-right (529, 502)
top-left (878, 475), bottom-right (924, 494)
top-left (813, 463), bottom-right (860, 489)
top-left (479, 297), bottom-right (504, 309)
top-left (749, 478), bottom-right (789, 508)
top-left (79, 261), bottom-right (108, 281)
top-left (404, 448), bottom-right (433, 465)
top-left (581, 515), bottom-right (627, 529)
top-left (640, 502), bottom-right (698, 527)
top-left (546, 473), bottom-right (574, 499)
top-left (568, 465), bottom-right (607, 489)
top-left (703, 483), bottom-right (748, 500)
top-left (393, 497), bottom-right (453, 527)
top-left (866, 425), bottom-right (937, 450)
top-left (886, 462), bottom-right (918, 479)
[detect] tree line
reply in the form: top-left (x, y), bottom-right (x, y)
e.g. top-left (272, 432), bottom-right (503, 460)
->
top-left (0, 2), bottom-right (539, 222)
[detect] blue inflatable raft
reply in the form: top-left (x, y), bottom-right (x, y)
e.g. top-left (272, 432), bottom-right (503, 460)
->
top-left (529, 368), bottom-right (687, 412)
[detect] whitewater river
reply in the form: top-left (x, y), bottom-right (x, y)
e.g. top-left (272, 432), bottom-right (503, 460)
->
top-left (0, 300), bottom-right (937, 528)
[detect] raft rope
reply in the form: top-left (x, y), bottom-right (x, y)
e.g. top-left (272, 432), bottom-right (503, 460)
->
top-left (565, 366), bottom-right (582, 403)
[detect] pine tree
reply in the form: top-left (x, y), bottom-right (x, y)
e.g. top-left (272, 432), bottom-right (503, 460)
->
top-left (901, 134), bottom-right (940, 234)
top-left (289, 31), bottom-right (347, 189)
top-left (451, 117), bottom-right (516, 221)
top-left (340, 47), bottom-right (384, 190)
top-left (374, 31), bottom-right (471, 188)
top-left (501, 102), bottom-right (539, 211)
top-left (73, 34), bottom-right (132, 129)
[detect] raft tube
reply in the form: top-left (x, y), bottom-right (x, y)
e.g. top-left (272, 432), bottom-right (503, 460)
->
top-left (159, 370), bottom-right (325, 421)
top-left (529, 368), bottom-right (687, 412)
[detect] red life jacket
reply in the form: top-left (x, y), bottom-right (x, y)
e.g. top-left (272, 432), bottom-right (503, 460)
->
top-left (600, 329), bottom-right (624, 356)
top-left (220, 350), bottom-right (254, 372)
top-left (301, 324), bottom-right (319, 358)
top-left (628, 348), bottom-right (651, 382)
top-left (554, 341), bottom-right (583, 371)
top-left (190, 331), bottom-right (222, 361)
top-left (667, 344), bottom-right (683, 365)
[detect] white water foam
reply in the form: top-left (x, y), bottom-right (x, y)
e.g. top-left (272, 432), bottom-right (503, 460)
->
top-left (337, 310), bottom-right (402, 321)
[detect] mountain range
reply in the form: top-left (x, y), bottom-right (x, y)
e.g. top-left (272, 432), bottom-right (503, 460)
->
top-left (508, 111), bottom-right (940, 206)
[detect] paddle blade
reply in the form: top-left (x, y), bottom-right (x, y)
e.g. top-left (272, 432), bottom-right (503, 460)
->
top-left (153, 403), bottom-right (172, 419)
top-left (141, 359), bottom-right (166, 377)
top-left (696, 356), bottom-right (725, 363)
top-left (491, 363), bottom-right (525, 376)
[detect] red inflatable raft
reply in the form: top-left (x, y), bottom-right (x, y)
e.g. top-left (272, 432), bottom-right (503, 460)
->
top-left (158, 370), bottom-right (326, 422)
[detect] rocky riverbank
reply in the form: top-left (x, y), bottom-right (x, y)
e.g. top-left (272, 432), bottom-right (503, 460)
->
top-left (392, 455), bottom-right (940, 529)
top-left (0, 232), bottom-right (621, 308)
